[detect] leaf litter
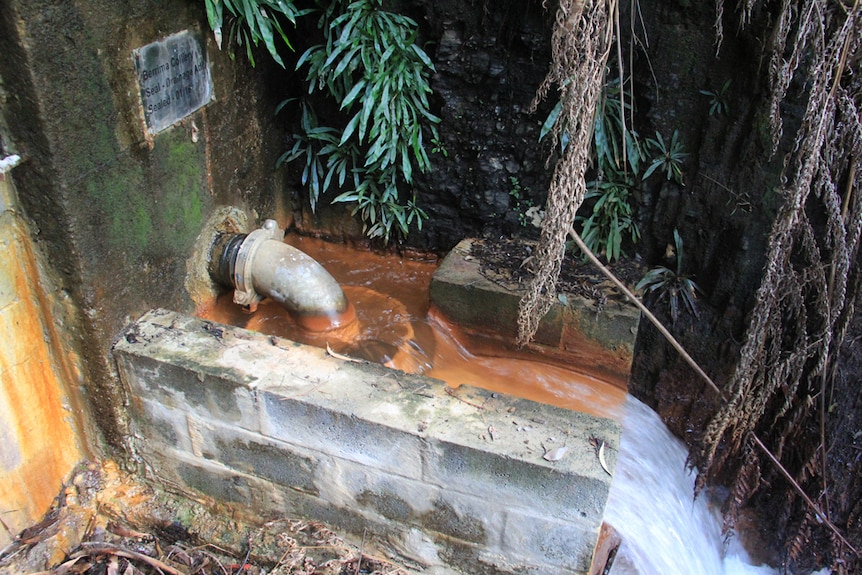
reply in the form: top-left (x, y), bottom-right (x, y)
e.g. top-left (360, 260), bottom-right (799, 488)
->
top-left (0, 462), bottom-right (413, 575)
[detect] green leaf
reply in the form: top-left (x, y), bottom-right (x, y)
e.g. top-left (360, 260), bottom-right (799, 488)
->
top-left (333, 190), bottom-right (360, 203)
top-left (341, 79), bottom-right (367, 109)
top-left (401, 143), bottom-right (413, 182)
top-left (333, 45), bottom-right (361, 77)
top-left (410, 43), bottom-right (434, 70)
top-left (340, 113), bottom-right (361, 146)
top-left (205, 0), bottom-right (223, 32)
top-left (642, 159), bottom-right (662, 180)
top-left (540, 101), bottom-right (563, 142)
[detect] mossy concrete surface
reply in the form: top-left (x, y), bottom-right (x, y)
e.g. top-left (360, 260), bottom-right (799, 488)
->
top-left (0, 0), bottom-right (288, 449)
top-left (115, 309), bottom-right (622, 575)
top-left (431, 239), bottom-right (640, 388)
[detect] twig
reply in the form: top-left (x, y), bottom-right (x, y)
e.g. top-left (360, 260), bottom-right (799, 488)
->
top-left (326, 342), bottom-right (363, 363)
top-left (750, 434), bottom-right (860, 556)
top-left (614, 2), bottom-right (627, 174)
top-left (72, 542), bottom-right (187, 575)
top-left (233, 536), bottom-right (252, 575)
top-left (0, 514), bottom-right (13, 540)
top-left (357, 529), bottom-right (366, 574)
top-left (566, 226), bottom-right (725, 399)
top-left (445, 387), bottom-right (486, 410)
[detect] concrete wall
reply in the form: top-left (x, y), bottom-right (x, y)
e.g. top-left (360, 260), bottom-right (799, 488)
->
top-left (115, 309), bottom-right (621, 575)
top-left (0, 0), bottom-right (289, 451)
top-left (0, 161), bottom-right (90, 547)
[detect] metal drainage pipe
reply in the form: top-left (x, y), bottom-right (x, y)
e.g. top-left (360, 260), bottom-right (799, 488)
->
top-left (208, 219), bottom-right (354, 331)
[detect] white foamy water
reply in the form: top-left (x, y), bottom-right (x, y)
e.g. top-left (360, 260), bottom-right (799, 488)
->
top-left (605, 395), bottom-right (788, 575)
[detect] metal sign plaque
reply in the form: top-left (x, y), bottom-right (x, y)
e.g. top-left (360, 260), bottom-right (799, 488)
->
top-left (133, 31), bottom-right (213, 134)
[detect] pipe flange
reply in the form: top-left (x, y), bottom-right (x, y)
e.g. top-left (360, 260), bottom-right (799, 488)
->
top-left (233, 219), bottom-right (282, 308)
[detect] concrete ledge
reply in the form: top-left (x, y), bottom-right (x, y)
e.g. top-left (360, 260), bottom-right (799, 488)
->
top-left (115, 309), bottom-right (621, 575)
top-left (430, 239), bottom-right (640, 387)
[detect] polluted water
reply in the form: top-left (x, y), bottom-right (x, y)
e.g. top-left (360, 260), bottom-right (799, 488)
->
top-left (202, 236), bottom-right (829, 575)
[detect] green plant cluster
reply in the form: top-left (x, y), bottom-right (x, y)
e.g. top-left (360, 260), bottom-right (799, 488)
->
top-left (580, 78), bottom-right (642, 263)
top-left (509, 176), bottom-right (536, 228)
top-left (203, 0), bottom-right (310, 67)
top-left (643, 130), bottom-right (687, 184)
top-left (700, 79), bottom-right (731, 116)
top-left (278, 0), bottom-right (440, 242)
top-left (541, 77), bottom-right (688, 262)
top-left (636, 229), bottom-right (701, 324)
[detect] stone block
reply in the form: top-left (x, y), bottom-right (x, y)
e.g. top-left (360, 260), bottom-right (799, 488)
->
top-left (312, 455), bottom-right (438, 522)
top-left (115, 309), bottom-right (621, 575)
top-left (430, 239), bottom-right (640, 386)
top-left (429, 243), bottom-right (562, 347)
top-left (421, 387), bottom-right (619, 526)
top-left (260, 389), bottom-right (425, 480)
top-left (199, 420), bottom-right (322, 496)
top-left (502, 510), bottom-right (598, 573)
top-left (115, 311), bottom-right (261, 433)
top-left (129, 396), bottom-right (192, 454)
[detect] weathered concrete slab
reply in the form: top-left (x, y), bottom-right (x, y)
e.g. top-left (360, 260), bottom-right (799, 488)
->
top-left (430, 239), bottom-right (640, 387)
top-left (115, 309), bottom-right (622, 575)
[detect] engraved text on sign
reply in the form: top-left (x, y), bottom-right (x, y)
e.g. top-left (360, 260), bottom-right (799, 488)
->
top-left (133, 31), bottom-right (213, 134)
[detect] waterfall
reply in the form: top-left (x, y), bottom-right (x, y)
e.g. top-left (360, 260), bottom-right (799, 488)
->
top-left (605, 395), bottom-right (828, 575)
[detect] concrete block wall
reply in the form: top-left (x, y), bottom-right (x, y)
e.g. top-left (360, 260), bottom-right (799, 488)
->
top-left (430, 239), bottom-right (641, 388)
top-left (115, 309), bottom-right (621, 575)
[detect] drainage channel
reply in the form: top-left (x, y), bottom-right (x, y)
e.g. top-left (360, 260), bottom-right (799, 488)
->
top-left (200, 233), bottom-right (627, 420)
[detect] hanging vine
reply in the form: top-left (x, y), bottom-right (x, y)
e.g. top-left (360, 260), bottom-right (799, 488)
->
top-left (526, 0), bottom-right (861, 570)
top-left (699, 0), bottom-right (862, 571)
top-left (517, 0), bottom-right (616, 345)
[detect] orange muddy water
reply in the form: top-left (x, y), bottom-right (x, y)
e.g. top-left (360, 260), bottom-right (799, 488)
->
top-left (201, 235), bottom-right (626, 419)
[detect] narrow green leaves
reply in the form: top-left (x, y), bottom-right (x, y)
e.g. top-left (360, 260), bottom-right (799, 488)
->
top-left (203, 0), bottom-right (311, 67)
top-left (283, 0), bottom-right (440, 242)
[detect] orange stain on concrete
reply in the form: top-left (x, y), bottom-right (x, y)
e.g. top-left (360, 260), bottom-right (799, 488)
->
top-left (0, 207), bottom-right (86, 546)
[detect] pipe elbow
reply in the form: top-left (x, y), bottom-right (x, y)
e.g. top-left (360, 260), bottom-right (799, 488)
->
top-left (209, 219), bottom-right (353, 331)
top-left (251, 239), bottom-right (352, 326)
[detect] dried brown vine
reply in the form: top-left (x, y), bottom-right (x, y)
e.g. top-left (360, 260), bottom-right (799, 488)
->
top-left (529, 0), bottom-right (861, 571)
top-left (517, 0), bottom-right (616, 345)
top-left (702, 0), bottom-right (862, 571)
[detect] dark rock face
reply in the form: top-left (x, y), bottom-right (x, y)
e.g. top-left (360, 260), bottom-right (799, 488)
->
top-left (407, 0), bottom-right (555, 250)
top-left (283, 0), bottom-right (556, 251)
top-left (278, 1), bottom-right (780, 434)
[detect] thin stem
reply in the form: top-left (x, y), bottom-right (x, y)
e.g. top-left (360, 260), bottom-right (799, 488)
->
top-left (567, 226), bottom-right (724, 398)
top-left (614, 2), bottom-right (627, 174)
top-left (750, 434), bottom-right (860, 556)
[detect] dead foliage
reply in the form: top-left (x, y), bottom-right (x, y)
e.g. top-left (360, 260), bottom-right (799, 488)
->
top-left (0, 463), bottom-right (412, 575)
top-left (4, 515), bottom-right (410, 575)
top-left (20, 521), bottom-right (408, 575)
top-left (522, 0), bottom-right (861, 571)
top-left (471, 236), bottom-right (644, 305)
top-left (699, 0), bottom-right (862, 572)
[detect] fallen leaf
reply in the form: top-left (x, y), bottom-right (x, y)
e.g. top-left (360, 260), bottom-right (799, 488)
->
top-left (598, 442), bottom-right (611, 475)
top-left (542, 446), bottom-right (568, 462)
